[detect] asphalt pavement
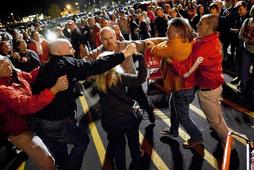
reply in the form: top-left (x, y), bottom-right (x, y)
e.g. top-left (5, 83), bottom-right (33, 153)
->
top-left (78, 72), bottom-right (254, 170)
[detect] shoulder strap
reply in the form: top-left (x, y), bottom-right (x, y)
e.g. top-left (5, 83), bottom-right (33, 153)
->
top-left (246, 18), bottom-right (250, 27)
top-left (242, 18), bottom-right (251, 39)
top-left (244, 18), bottom-right (250, 31)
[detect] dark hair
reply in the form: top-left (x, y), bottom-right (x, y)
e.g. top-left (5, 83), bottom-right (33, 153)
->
top-left (196, 4), bottom-right (204, 16)
top-left (155, 6), bottom-right (163, 12)
top-left (0, 40), bottom-right (10, 49)
top-left (31, 30), bottom-right (39, 37)
top-left (16, 39), bottom-right (26, 46)
top-left (209, 3), bottom-right (219, 12)
top-left (235, 1), bottom-right (247, 9)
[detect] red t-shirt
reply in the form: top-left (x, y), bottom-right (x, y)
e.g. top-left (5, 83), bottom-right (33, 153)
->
top-left (171, 33), bottom-right (224, 89)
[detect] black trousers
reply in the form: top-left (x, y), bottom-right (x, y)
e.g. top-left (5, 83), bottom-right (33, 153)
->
top-left (30, 117), bottom-right (90, 170)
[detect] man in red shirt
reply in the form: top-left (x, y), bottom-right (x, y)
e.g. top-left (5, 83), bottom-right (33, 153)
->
top-left (0, 55), bottom-right (69, 169)
top-left (170, 14), bottom-right (229, 146)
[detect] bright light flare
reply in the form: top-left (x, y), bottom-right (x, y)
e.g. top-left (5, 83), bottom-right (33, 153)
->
top-left (66, 4), bottom-right (72, 10)
top-left (46, 31), bottom-right (57, 42)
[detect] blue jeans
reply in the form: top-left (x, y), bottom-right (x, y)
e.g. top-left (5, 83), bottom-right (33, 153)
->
top-left (240, 48), bottom-right (254, 94)
top-left (30, 117), bottom-right (90, 170)
top-left (170, 89), bottom-right (203, 141)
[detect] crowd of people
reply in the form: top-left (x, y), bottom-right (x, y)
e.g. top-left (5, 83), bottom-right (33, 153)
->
top-left (0, 0), bottom-right (254, 169)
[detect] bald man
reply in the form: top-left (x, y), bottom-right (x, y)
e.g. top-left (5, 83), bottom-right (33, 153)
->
top-left (86, 26), bottom-right (156, 123)
top-left (30, 38), bottom-right (137, 170)
top-left (169, 14), bottom-right (229, 147)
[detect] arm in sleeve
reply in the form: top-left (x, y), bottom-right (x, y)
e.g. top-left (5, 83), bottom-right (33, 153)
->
top-left (135, 40), bottom-right (146, 53)
top-left (86, 47), bottom-right (102, 60)
top-left (121, 55), bottom-right (147, 87)
top-left (20, 67), bottom-right (40, 84)
top-left (171, 53), bottom-right (203, 78)
top-left (150, 41), bottom-right (174, 59)
top-left (0, 87), bottom-right (54, 115)
top-left (28, 51), bottom-right (41, 69)
top-left (74, 52), bottom-right (125, 80)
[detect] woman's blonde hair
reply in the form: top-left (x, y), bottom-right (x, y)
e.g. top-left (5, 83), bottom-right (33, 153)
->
top-left (95, 65), bottom-right (124, 93)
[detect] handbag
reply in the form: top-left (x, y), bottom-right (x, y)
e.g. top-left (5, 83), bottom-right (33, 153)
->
top-left (109, 89), bottom-right (144, 124)
top-left (131, 100), bottom-right (144, 124)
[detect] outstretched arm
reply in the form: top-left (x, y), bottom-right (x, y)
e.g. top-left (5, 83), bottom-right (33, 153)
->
top-left (74, 43), bottom-right (138, 79)
top-left (170, 54), bottom-right (203, 78)
top-left (130, 37), bottom-right (167, 53)
top-left (121, 54), bottom-right (147, 87)
top-left (0, 75), bottom-right (68, 115)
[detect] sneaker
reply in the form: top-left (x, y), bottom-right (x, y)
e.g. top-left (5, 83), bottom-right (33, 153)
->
top-left (231, 77), bottom-right (240, 85)
top-left (183, 139), bottom-right (203, 149)
top-left (160, 128), bottom-right (178, 137)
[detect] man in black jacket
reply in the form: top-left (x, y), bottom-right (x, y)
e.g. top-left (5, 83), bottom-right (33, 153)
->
top-left (31, 38), bottom-right (136, 170)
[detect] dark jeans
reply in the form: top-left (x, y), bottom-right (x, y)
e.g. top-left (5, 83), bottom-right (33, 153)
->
top-left (240, 48), bottom-right (254, 94)
top-left (30, 117), bottom-right (90, 170)
top-left (106, 125), bottom-right (141, 170)
top-left (170, 89), bottom-right (203, 141)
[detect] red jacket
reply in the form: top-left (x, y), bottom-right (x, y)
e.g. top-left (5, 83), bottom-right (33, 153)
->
top-left (147, 10), bottom-right (155, 23)
top-left (171, 33), bottom-right (224, 89)
top-left (0, 68), bottom-right (55, 135)
top-left (28, 40), bottom-right (49, 64)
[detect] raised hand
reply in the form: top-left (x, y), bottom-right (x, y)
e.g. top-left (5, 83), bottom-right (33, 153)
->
top-left (145, 40), bottom-right (156, 49)
top-left (122, 43), bottom-right (137, 58)
top-left (50, 75), bottom-right (69, 95)
top-left (11, 52), bottom-right (21, 61)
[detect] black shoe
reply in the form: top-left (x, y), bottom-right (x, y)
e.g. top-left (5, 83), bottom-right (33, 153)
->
top-left (160, 128), bottom-right (178, 137)
top-left (183, 139), bottom-right (203, 149)
top-left (231, 77), bottom-right (240, 85)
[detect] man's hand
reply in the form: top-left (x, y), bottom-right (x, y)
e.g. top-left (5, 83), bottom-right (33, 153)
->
top-left (20, 57), bottom-right (28, 63)
top-left (11, 52), bottom-right (21, 61)
top-left (122, 43), bottom-right (137, 58)
top-left (50, 75), bottom-right (69, 95)
top-left (79, 44), bottom-right (89, 59)
top-left (145, 40), bottom-right (156, 49)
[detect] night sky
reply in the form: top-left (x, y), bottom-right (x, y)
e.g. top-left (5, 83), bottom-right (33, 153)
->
top-left (0, 0), bottom-right (65, 22)
top-left (0, 0), bottom-right (103, 23)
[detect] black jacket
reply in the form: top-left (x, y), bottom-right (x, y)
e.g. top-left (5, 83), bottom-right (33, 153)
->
top-left (98, 55), bottom-right (147, 130)
top-left (32, 53), bottom-right (125, 120)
